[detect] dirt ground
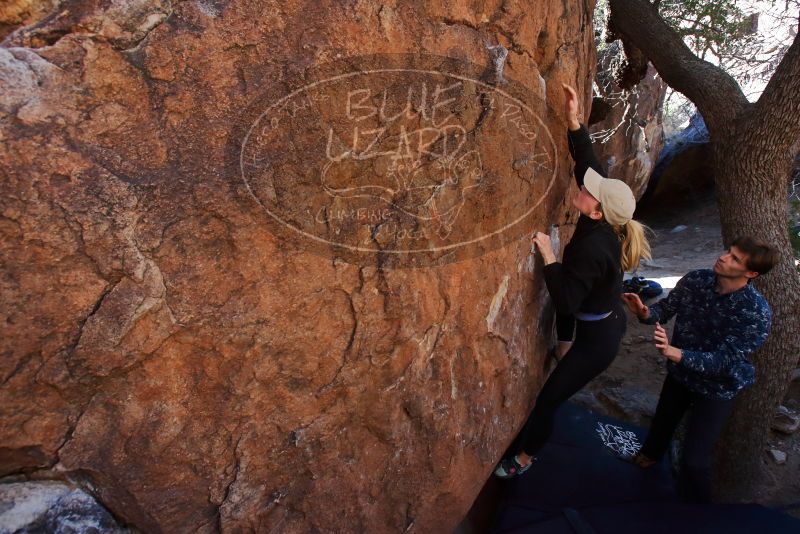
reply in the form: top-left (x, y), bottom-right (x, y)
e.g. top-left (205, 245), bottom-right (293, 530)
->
top-left (579, 198), bottom-right (800, 516)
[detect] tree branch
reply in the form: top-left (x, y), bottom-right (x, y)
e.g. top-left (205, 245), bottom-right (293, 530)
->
top-left (752, 21), bottom-right (800, 150)
top-left (608, 0), bottom-right (749, 136)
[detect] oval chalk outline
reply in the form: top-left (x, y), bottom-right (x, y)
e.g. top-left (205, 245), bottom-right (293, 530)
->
top-left (240, 68), bottom-right (559, 255)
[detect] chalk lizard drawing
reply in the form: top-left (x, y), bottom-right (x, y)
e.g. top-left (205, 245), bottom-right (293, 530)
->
top-left (596, 422), bottom-right (642, 458)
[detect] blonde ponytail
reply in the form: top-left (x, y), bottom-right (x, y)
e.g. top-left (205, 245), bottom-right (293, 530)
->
top-left (616, 219), bottom-right (651, 272)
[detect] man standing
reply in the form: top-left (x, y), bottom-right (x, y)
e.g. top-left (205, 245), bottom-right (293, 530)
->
top-left (622, 236), bottom-right (779, 503)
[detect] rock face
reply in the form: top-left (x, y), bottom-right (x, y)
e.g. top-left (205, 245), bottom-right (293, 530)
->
top-left (0, 1), bottom-right (596, 532)
top-left (0, 0), bottom-right (61, 41)
top-left (589, 43), bottom-right (666, 199)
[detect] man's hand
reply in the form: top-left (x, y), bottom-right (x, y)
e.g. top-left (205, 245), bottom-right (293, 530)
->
top-left (532, 231), bottom-right (557, 265)
top-left (561, 83), bottom-right (581, 131)
top-left (622, 292), bottom-right (650, 320)
top-left (654, 322), bottom-right (682, 362)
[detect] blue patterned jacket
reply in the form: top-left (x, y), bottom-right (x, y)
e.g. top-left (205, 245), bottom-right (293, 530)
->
top-left (641, 269), bottom-right (772, 399)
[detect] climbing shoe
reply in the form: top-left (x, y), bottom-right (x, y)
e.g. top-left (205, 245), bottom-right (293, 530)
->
top-left (494, 455), bottom-right (534, 479)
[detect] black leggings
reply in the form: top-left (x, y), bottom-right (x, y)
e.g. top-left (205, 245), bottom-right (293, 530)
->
top-left (517, 303), bottom-right (627, 456)
top-left (640, 374), bottom-right (734, 503)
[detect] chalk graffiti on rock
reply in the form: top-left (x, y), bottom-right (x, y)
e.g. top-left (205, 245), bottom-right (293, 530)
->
top-left (239, 56), bottom-right (559, 265)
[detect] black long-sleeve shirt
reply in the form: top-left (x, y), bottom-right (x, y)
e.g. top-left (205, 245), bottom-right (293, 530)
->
top-left (545, 126), bottom-right (623, 341)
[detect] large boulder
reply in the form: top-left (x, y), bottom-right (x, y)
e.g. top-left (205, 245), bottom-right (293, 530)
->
top-left (589, 43), bottom-right (666, 198)
top-left (637, 112), bottom-right (713, 212)
top-left (0, 1), bottom-right (597, 531)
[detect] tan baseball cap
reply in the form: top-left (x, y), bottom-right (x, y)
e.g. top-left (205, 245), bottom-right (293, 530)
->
top-left (584, 167), bottom-right (636, 226)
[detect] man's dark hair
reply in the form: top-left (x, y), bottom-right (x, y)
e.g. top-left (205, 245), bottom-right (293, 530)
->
top-left (732, 236), bottom-right (780, 275)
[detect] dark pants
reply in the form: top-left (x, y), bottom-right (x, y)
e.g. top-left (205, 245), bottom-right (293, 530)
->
top-left (640, 373), bottom-right (734, 504)
top-left (517, 303), bottom-right (626, 457)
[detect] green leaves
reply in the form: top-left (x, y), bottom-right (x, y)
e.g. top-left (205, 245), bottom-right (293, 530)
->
top-left (658, 0), bottom-right (751, 59)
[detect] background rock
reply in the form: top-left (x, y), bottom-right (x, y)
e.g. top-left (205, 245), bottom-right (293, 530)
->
top-left (0, 1), bottom-right (598, 532)
top-left (0, 481), bottom-right (128, 534)
top-left (768, 449), bottom-right (788, 465)
top-left (637, 112), bottom-right (713, 213)
top-left (595, 386), bottom-right (658, 428)
top-left (589, 43), bottom-right (667, 198)
top-left (570, 389), bottom-right (605, 415)
top-left (571, 384), bottom-right (658, 428)
top-left (772, 405), bottom-right (800, 435)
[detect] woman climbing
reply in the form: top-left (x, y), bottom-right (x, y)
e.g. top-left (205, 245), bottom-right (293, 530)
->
top-left (495, 83), bottom-right (651, 478)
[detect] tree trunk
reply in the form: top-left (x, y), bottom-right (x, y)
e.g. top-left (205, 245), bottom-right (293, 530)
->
top-left (711, 118), bottom-right (800, 497)
top-left (608, 0), bottom-right (800, 499)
